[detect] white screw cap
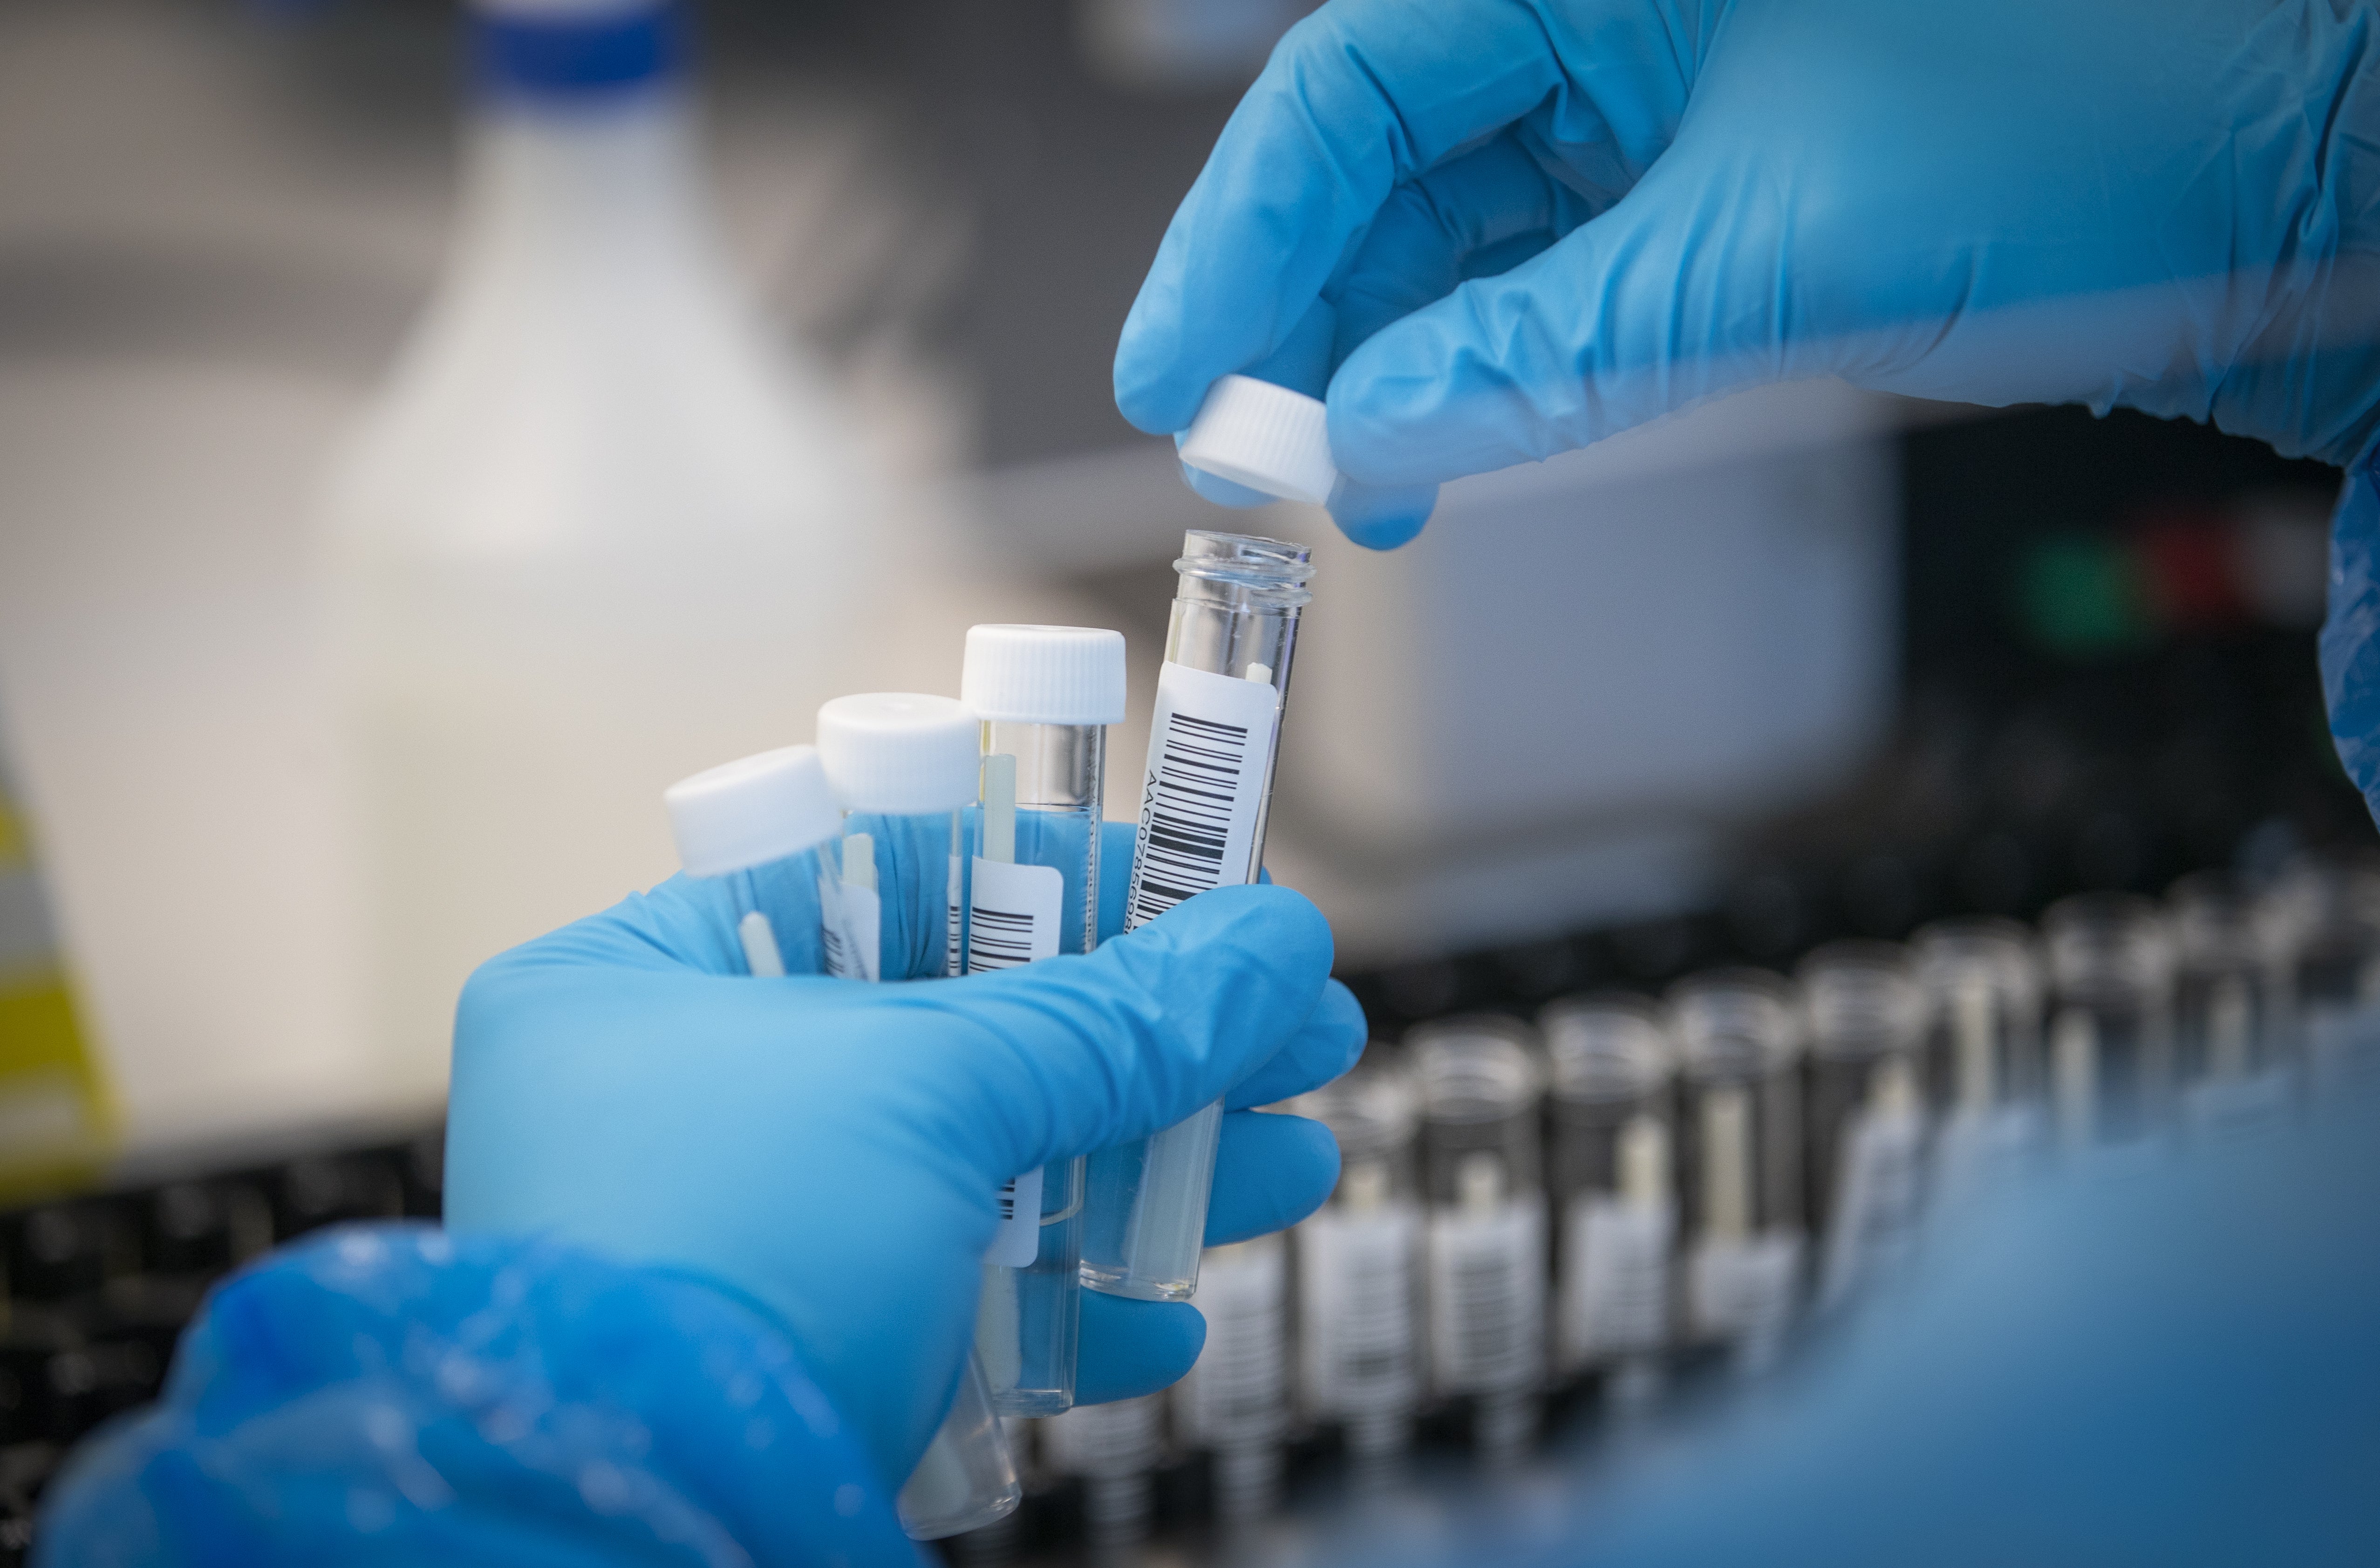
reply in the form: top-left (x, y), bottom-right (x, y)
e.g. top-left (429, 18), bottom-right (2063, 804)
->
top-left (1178, 374), bottom-right (1339, 506)
top-left (665, 746), bottom-right (841, 878)
top-left (962, 625), bottom-right (1129, 726)
top-left (816, 693), bottom-right (981, 815)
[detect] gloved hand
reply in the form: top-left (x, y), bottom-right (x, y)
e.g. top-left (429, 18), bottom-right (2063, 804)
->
top-left (445, 821), bottom-right (1365, 1489)
top-left (1118, 0), bottom-right (2380, 548)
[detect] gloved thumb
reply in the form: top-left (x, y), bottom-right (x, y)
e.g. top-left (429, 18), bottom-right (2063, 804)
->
top-left (1326, 153), bottom-right (1807, 488)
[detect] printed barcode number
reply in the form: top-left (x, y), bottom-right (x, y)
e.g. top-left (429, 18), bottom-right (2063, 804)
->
top-left (1128, 712), bottom-right (1252, 929)
top-left (968, 905), bottom-right (1037, 972)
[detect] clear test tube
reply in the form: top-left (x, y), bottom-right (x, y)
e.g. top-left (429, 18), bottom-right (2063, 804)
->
top-left (959, 625), bottom-right (1128, 1417)
top-left (1043, 1394), bottom-right (1167, 1568)
top-left (1289, 1058), bottom-right (1422, 1480)
top-left (2040, 893), bottom-right (2177, 1154)
top-left (661, 745), bottom-right (842, 978)
top-left (1666, 971), bottom-right (1805, 1372)
top-left (1176, 1230), bottom-right (1292, 1530)
top-left (1410, 1015), bottom-right (1548, 1469)
top-left (816, 692), bottom-right (1020, 1541)
top-left (1796, 943), bottom-right (1929, 1309)
top-left (1911, 917), bottom-right (2046, 1191)
top-left (2259, 849), bottom-right (2380, 1098)
top-left (2167, 871), bottom-right (2291, 1135)
top-left (1541, 995), bottom-right (1676, 1397)
top-left (1084, 530), bottom-right (1314, 1303)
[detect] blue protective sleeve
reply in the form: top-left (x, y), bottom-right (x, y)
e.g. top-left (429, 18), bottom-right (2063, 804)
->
top-left (33, 1226), bottom-right (917, 1568)
top-left (2322, 452), bottom-right (2380, 817)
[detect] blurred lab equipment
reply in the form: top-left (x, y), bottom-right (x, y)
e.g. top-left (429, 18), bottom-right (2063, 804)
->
top-left (1042, 1393), bottom-right (1167, 1565)
top-left (2165, 871), bottom-right (2291, 1136)
top-left (1797, 942), bottom-right (1929, 1307)
top-left (1176, 1233), bottom-right (1292, 1528)
top-left (813, 690), bottom-right (1020, 1539)
top-left (959, 624), bottom-right (1131, 1416)
top-left (1541, 995), bottom-right (1676, 1391)
top-left (1410, 1015), bottom-right (1547, 1468)
top-left (317, 0), bottom-right (878, 1101)
top-left (2041, 894), bottom-right (2178, 1153)
top-left (1911, 918), bottom-right (2047, 1196)
top-left (2261, 850), bottom-right (2380, 1099)
top-left (1084, 529), bottom-right (1313, 1304)
top-left (1291, 1059), bottom-right (1424, 1480)
top-left (1669, 971), bottom-right (1806, 1373)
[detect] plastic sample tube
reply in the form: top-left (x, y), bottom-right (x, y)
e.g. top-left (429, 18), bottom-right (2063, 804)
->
top-left (1178, 1232), bottom-right (1292, 1528)
top-left (662, 745), bottom-right (843, 978)
top-left (958, 625), bottom-right (1128, 1416)
top-left (816, 692), bottom-right (1020, 1541)
top-left (1410, 1015), bottom-right (1547, 1469)
top-left (2167, 871), bottom-right (2292, 1137)
top-left (1796, 943), bottom-right (1929, 1308)
top-left (1291, 1059), bottom-right (1423, 1483)
top-left (1541, 995), bottom-right (1677, 1390)
top-left (1667, 971), bottom-right (1805, 1373)
top-left (1082, 530), bottom-right (1314, 1303)
top-left (2040, 894), bottom-right (2176, 1153)
top-left (1911, 917), bottom-right (2047, 1193)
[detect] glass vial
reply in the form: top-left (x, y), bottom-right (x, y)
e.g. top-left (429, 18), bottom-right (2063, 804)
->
top-left (1911, 917), bottom-right (2046, 1193)
top-left (2040, 893), bottom-right (2177, 1154)
top-left (959, 625), bottom-right (1129, 1417)
top-left (662, 744), bottom-right (842, 978)
top-left (2167, 871), bottom-right (2291, 1137)
top-left (2260, 849), bottom-right (2380, 1100)
top-left (1291, 1058), bottom-right (1423, 1483)
top-left (1796, 943), bottom-right (1928, 1308)
top-left (1410, 1015), bottom-right (1547, 1469)
top-left (816, 692), bottom-right (1020, 1540)
top-left (1541, 995), bottom-right (1676, 1390)
top-left (1177, 1232), bottom-right (1292, 1530)
top-left (1084, 531), bottom-right (1314, 1303)
top-left (1667, 970), bottom-right (1805, 1373)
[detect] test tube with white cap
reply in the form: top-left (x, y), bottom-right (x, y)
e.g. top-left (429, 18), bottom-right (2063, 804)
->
top-left (1079, 378), bottom-right (1325, 1304)
top-left (958, 624), bottom-right (1129, 1415)
top-left (1796, 943), bottom-right (1929, 1309)
top-left (662, 745), bottom-right (842, 977)
top-left (816, 692), bottom-right (1021, 1540)
top-left (1911, 917), bottom-right (2047, 1198)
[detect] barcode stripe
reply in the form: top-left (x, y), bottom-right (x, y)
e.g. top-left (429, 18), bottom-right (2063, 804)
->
top-left (1127, 708), bottom-right (1254, 931)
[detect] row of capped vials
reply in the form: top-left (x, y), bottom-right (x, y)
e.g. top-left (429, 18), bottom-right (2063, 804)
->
top-left (1001, 852), bottom-right (2380, 1559)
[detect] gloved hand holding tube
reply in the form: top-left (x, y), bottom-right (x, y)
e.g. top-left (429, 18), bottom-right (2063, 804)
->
top-left (1118, 0), bottom-right (2380, 549)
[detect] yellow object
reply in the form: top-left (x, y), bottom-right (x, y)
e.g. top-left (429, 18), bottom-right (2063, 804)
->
top-left (0, 762), bottom-right (115, 1198)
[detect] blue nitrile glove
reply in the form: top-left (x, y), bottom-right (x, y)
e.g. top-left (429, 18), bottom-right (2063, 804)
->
top-left (1118, 0), bottom-right (2380, 549)
top-left (445, 820), bottom-right (1365, 1491)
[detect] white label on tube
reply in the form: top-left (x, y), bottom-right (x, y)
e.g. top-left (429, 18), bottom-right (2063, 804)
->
top-left (818, 874), bottom-right (881, 983)
top-left (1180, 1242), bottom-right (1289, 1446)
top-left (1297, 1204), bottom-right (1419, 1416)
top-left (1820, 1108), bottom-right (1925, 1307)
top-left (1425, 1194), bottom-right (1545, 1396)
top-left (966, 858), bottom-right (1063, 973)
top-left (1689, 1230), bottom-right (1803, 1343)
top-left (1125, 661), bottom-right (1280, 931)
top-left (1559, 1197), bottom-right (1673, 1366)
top-left (988, 1165), bottom-right (1044, 1270)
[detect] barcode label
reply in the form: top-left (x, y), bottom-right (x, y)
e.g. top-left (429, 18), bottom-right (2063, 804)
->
top-left (966, 858), bottom-right (1063, 973)
top-left (1180, 1239), bottom-right (1289, 1446)
top-left (1124, 662), bottom-right (1280, 931)
top-left (987, 1165), bottom-right (1044, 1269)
top-left (1559, 1197), bottom-right (1673, 1366)
top-left (1819, 1107), bottom-right (1925, 1307)
top-left (1425, 1194), bottom-right (1544, 1396)
top-left (1297, 1205), bottom-right (1418, 1416)
top-left (817, 874), bottom-right (880, 983)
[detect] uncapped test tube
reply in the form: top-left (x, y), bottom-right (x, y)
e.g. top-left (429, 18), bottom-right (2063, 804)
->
top-left (817, 692), bottom-right (1021, 1540)
top-left (1797, 943), bottom-right (1929, 1308)
top-left (1083, 530), bottom-right (1314, 1302)
top-left (1911, 917), bottom-right (2046, 1195)
top-left (2167, 871), bottom-right (2291, 1137)
top-left (957, 625), bottom-right (1127, 1415)
top-left (2040, 893), bottom-right (2176, 1154)
top-left (662, 744), bottom-right (843, 979)
top-left (1291, 1058), bottom-right (1423, 1483)
top-left (1177, 1230), bottom-right (1292, 1529)
top-left (1411, 1015), bottom-right (1548, 1468)
top-left (1541, 995), bottom-right (1677, 1400)
top-left (1668, 971), bottom-right (1805, 1374)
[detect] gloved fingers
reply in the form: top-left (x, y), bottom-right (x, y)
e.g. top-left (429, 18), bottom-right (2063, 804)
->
top-left (1205, 1110), bottom-right (1340, 1245)
top-left (1074, 1292), bottom-right (1206, 1404)
top-left (922, 883), bottom-right (1339, 1178)
top-left (1223, 979), bottom-right (1366, 1109)
top-left (1114, 0), bottom-right (1671, 438)
top-left (1327, 151), bottom-right (1800, 488)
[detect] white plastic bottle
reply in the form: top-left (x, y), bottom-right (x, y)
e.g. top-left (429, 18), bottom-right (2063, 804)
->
top-left (316, 0), bottom-right (874, 1099)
